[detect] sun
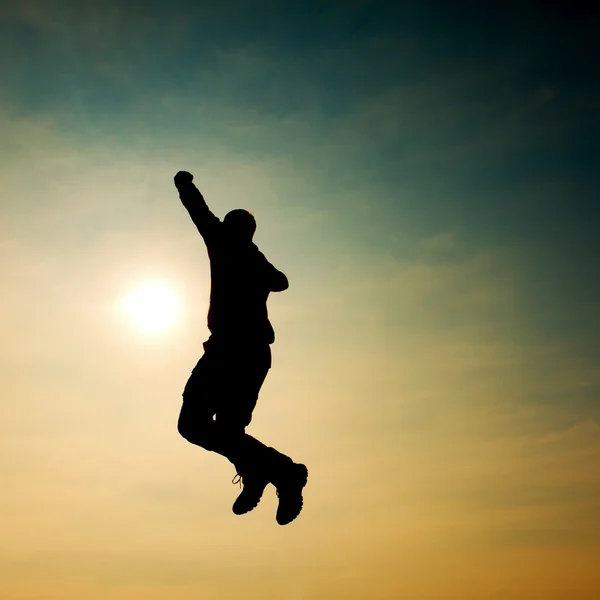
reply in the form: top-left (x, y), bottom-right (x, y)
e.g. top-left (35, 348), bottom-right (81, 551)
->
top-left (121, 280), bottom-right (181, 335)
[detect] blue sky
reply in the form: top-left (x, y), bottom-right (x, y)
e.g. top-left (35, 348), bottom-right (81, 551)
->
top-left (1, 1), bottom-right (599, 599)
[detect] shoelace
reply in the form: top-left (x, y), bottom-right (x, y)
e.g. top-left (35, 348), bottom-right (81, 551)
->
top-left (232, 474), bottom-right (242, 488)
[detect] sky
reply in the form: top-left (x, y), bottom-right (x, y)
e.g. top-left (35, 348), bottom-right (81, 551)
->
top-left (1, 1), bottom-right (599, 599)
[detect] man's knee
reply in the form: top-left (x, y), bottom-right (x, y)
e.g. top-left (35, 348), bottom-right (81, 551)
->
top-left (215, 409), bottom-right (252, 431)
top-left (177, 409), bottom-right (214, 448)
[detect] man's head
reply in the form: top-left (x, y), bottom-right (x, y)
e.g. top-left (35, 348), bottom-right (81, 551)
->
top-left (223, 209), bottom-right (256, 242)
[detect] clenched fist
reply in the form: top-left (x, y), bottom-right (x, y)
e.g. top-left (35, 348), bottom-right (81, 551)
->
top-left (174, 170), bottom-right (194, 189)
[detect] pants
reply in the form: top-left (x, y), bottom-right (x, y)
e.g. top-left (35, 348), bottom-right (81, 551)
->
top-left (178, 336), bottom-right (292, 480)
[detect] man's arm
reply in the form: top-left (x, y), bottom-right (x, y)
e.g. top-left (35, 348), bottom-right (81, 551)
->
top-left (255, 248), bottom-right (288, 291)
top-left (270, 268), bottom-right (289, 292)
top-left (264, 257), bottom-right (289, 292)
top-left (174, 171), bottom-right (220, 241)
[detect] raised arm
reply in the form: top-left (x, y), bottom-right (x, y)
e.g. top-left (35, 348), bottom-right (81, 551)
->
top-left (174, 171), bottom-right (220, 242)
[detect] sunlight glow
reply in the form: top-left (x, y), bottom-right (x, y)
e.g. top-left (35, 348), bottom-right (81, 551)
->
top-left (121, 280), bottom-right (181, 335)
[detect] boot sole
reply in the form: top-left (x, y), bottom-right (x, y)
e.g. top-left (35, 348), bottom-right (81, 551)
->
top-left (232, 484), bottom-right (269, 515)
top-left (276, 464), bottom-right (308, 525)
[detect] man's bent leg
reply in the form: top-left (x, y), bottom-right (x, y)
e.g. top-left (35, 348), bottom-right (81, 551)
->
top-left (177, 358), bottom-right (291, 474)
top-left (214, 344), bottom-right (294, 478)
top-left (178, 346), bottom-right (240, 461)
top-left (211, 343), bottom-right (296, 514)
top-left (178, 341), bottom-right (304, 520)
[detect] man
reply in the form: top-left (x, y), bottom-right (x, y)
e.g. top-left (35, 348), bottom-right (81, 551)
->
top-left (174, 170), bottom-right (308, 525)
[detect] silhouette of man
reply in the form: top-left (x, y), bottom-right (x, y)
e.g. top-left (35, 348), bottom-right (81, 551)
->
top-left (174, 170), bottom-right (308, 525)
